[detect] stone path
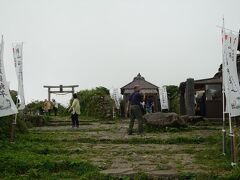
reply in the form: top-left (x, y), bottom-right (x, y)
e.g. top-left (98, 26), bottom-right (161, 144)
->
top-left (30, 118), bottom-right (221, 178)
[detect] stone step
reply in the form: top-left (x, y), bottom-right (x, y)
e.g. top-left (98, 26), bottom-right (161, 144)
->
top-left (48, 120), bottom-right (95, 123)
top-left (101, 169), bottom-right (178, 179)
top-left (47, 122), bottom-right (71, 126)
top-left (48, 120), bottom-right (71, 123)
top-left (47, 121), bottom-right (92, 126)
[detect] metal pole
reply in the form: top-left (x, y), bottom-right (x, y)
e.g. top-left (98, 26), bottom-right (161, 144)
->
top-left (227, 84), bottom-right (236, 165)
top-left (10, 98), bottom-right (20, 143)
top-left (221, 17), bottom-right (227, 156)
top-left (221, 17), bottom-right (237, 166)
top-left (229, 115), bottom-right (236, 166)
top-left (233, 117), bottom-right (238, 165)
top-left (112, 106), bottom-right (115, 119)
top-left (225, 74), bottom-right (235, 165)
top-left (10, 113), bottom-right (17, 143)
top-left (222, 91), bottom-right (227, 155)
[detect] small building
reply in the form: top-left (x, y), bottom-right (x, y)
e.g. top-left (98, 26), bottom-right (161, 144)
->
top-left (179, 54), bottom-right (240, 118)
top-left (121, 73), bottom-right (160, 116)
top-left (180, 77), bottom-right (222, 118)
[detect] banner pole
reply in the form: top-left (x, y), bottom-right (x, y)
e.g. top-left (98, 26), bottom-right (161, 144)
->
top-left (227, 88), bottom-right (236, 165)
top-left (222, 91), bottom-right (227, 155)
top-left (222, 17), bottom-right (227, 155)
top-left (112, 106), bottom-right (115, 119)
top-left (10, 100), bottom-right (19, 143)
top-left (233, 117), bottom-right (238, 165)
top-left (10, 113), bottom-right (17, 143)
top-left (221, 17), bottom-right (239, 165)
top-left (229, 114), bottom-right (236, 166)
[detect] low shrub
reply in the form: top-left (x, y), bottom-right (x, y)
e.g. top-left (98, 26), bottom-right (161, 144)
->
top-left (76, 86), bottom-right (114, 120)
top-left (0, 115), bottom-right (28, 140)
top-left (22, 114), bottom-right (50, 127)
top-left (166, 85), bottom-right (180, 114)
top-left (24, 100), bottom-right (69, 117)
top-left (57, 104), bottom-right (69, 116)
top-left (0, 113), bottom-right (51, 141)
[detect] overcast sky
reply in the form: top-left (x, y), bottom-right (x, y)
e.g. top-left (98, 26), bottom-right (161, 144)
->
top-left (1, 0), bottom-right (240, 105)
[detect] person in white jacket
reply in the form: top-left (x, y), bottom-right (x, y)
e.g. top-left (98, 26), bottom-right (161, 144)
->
top-left (69, 93), bottom-right (80, 128)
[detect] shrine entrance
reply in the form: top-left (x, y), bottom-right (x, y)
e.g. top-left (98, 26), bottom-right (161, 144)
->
top-left (43, 85), bottom-right (79, 101)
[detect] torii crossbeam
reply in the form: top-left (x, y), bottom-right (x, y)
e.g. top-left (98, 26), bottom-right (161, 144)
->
top-left (43, 85), bottom-right (79, 101)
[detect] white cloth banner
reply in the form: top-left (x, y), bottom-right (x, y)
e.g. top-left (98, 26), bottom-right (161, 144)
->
top-left (13, 43), bottom-right (25, 110)
top-left (111, 88), bottom-right (120, 109)
top-left (0, 36), bottom-right (18, 117)
top-left (159, 86), bottom-right (169, 110)
top-left (222, 29), bottom-right (229, 114)
top-left (223, 31), bottom-right (240, 117)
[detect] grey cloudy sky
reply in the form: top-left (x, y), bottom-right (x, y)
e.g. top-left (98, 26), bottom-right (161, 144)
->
top-left (1, 0), bottom-right (240, 105)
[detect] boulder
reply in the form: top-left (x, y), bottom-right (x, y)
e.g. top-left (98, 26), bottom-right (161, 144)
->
top-left (144, 112), bottom-right (187, 128)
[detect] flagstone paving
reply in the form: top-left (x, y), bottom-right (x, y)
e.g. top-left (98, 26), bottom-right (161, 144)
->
top-left (28, 118), bottom-right (229, 178)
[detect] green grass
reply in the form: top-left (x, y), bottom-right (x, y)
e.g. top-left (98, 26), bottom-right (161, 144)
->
top-left (0, 151), bottom-right (105, 179)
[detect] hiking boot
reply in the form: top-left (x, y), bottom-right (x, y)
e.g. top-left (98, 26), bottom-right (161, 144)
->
top-left (127, 130), bottom-right (133, 135)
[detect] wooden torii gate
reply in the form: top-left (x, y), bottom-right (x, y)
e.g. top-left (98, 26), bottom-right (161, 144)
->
top-left (43, 85), bottom-right (79, 101)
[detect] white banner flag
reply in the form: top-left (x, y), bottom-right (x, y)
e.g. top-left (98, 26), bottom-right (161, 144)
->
top-left (159, 86), bottom-right (169, 110)
top-left (222, 28), bottom-right (229, 114)
top-left (0, 36), bottom-right (18, 117)
top-left (111, 88), bottom-right (120, 109)
top-left (223, 31), bottom-right (240, 117)
top-left (13, 43), bottom-right (25, 110)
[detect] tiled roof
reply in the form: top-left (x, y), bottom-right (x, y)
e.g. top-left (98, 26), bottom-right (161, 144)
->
top-left (121, 73), bottom-right (159, 94)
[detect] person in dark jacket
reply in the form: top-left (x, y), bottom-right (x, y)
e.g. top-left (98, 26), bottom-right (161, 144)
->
top-left (200, 93), bottom-right (206, 116)
top-left (127, 85), bottom-right (144, 135)
top-left (145, 96), bottom-right (153, 114)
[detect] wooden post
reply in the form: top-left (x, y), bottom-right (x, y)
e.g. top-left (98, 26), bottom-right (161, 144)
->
top-left (48, 88), bottom-right (51, 101)
top-left (72, 87), bottom-right (74, 96)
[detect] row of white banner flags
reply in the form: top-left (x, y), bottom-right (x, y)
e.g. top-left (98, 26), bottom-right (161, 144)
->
top-left (222, 29), bottom-right (240, 117)
top-left (0, 36), bottom-right (25, 117)
top-left (111, 87), bottom-right (169, 111)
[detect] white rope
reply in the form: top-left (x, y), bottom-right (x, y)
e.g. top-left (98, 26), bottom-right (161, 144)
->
top-left (53, 92), bottom-right (71, 96)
